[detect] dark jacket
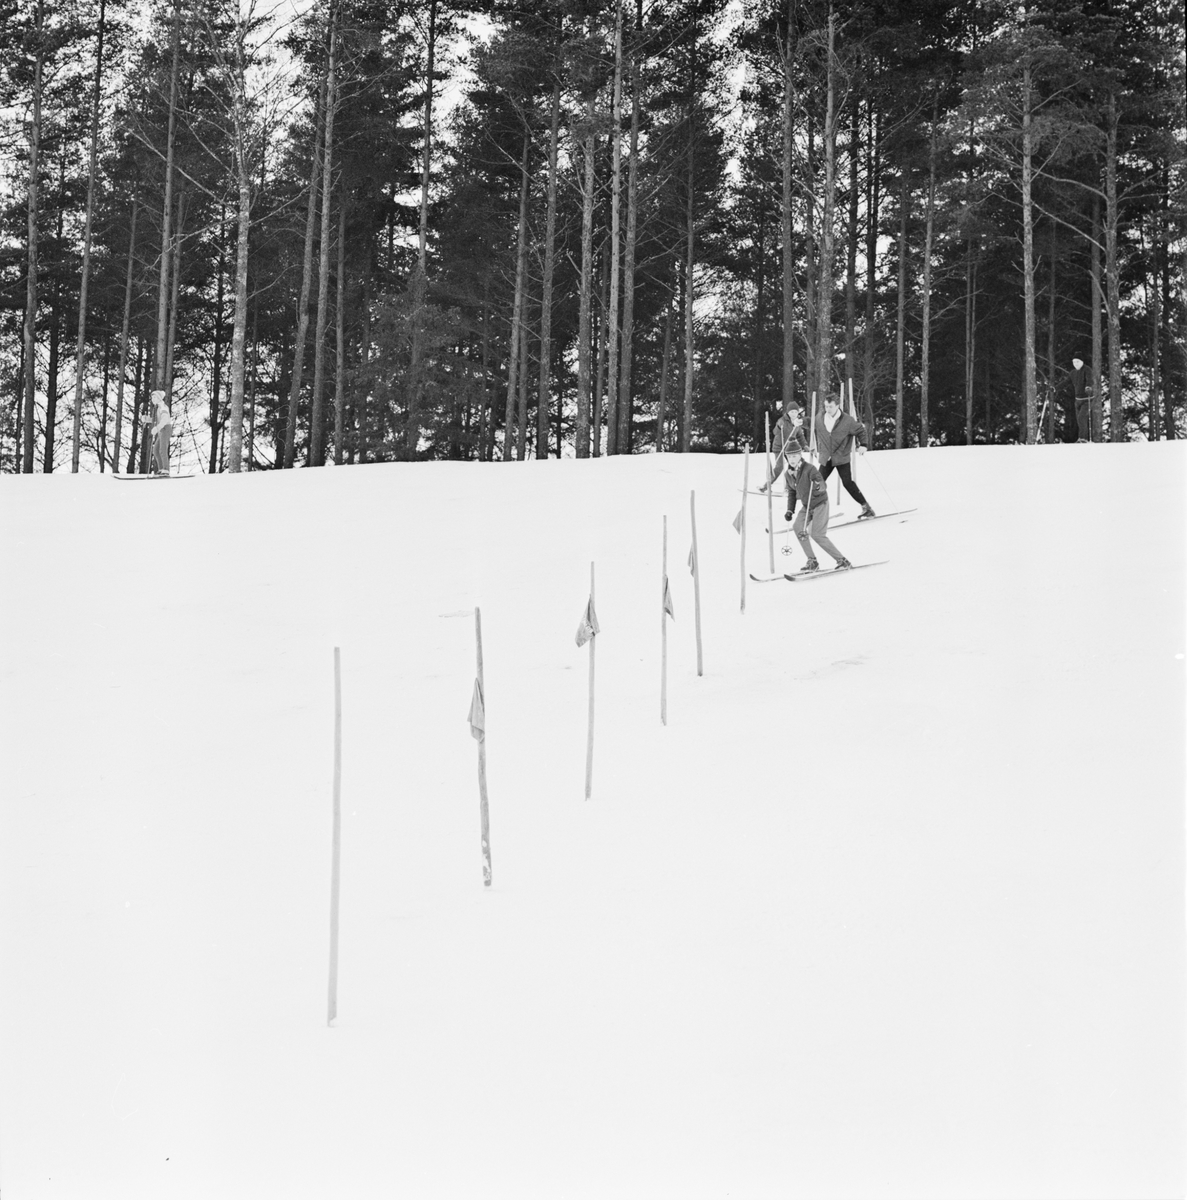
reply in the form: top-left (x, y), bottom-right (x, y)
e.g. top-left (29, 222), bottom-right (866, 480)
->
top-left (788, 461), bottom-right (828, 515)
top-left (814, 410), bottom-right (867, 466)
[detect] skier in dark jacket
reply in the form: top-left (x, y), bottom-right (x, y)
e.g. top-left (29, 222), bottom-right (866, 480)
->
top-left (759, 402), bottom-right (810, 494)
top-left (813, 395), bottom-right (874, 518)
top-left (784, 446), bottom-right (851, 572)
top-left (1071, 358), bottom-right (1091, 442)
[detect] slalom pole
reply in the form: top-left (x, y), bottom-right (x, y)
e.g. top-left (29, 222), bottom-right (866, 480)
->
top-left (809, 391), bottom-right (818, 460)
top-left (661, 516), bottom-right (668, 725)
top-left (690, 490), bottom-right (703, 676)
top-left (585, 562), bottom-right (596, 800)
top-left (474, 608), bottom-right (492, 886)
top-left (740, 447), bottom-right (749, 614)
top-left (328, 647), bottom-right (342, 1026)
top-left (764, 413), bottom-right (775, 575)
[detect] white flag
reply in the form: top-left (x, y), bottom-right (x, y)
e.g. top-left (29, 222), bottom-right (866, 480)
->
top-left (575, 596), bottom-right (600, 647)
top-left (663, 576), bottom-right (675, 620)
top-left (468, 679), bottom-right (485, 741)
top-left (687, 544), bottom-right (696, 576)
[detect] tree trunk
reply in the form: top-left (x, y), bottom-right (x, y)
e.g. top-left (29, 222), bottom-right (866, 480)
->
top-left (605, 0), bottom-right (624, 455)
top-left (617, 17), bottom-right (641, 455)
top-left (894, 174), bottom-right (907, 449)
top-left (43, 268), bottom-right (61, 472)
top-left (516, 301), bottom-right (530, 460)
top-left (109, 195), bottom-right (135, 468)
top-left (593, 248), bottom-right (608, 456)
top-left (127, 337), bottom-right (146, 473)
top-left (965, 245), bottom-right (976, 444)
top-left (334, 194), bottom-right (347, 464)
top-left (681, 27), bottom-right (698, 453)
top-left (406, 0), bottom-right (437, 461)
top-left (284, 73), bottom-right (326, 467)
top-left (1091, 193), bottom-right (1103, 442)
top-left (537, 74), bottom-right (560, 459)
top-left (920, 101), bottom-right (937, 446)
top-left (163, 191), bottom-right (187, 402)
top-left (502, 132), bottom-right (531, 461)
top-left (575, 87), bottom-right (596, 458)
top-left (71, 0), bottom-right (107, 473)
top-left (155, 0), bottom-right (182, 392)
top-left (1020, 60), bottom-right (1038, 444)
top-left (1045, 220), bottom-right (1056, 441)
top-left (844, 91), bottom-right (859, 412)
top-left (780, 0), bottom-right (796, 414)
top-left (656, 283), bottom-right (674, 450)
top-left (1104, 95), bottom-right (1123, 441)
top-left (209, 205), bottom-right (226, 473)
top-left (864, 102), bottom-right (878, 441)
top-left (21, 0), bottom-right (44, 475)
top-left (310, 3), bottom-right (338, 467)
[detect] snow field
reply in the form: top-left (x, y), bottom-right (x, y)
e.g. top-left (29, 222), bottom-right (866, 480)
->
top-left (1, 442), bottom-right (1183, 1199)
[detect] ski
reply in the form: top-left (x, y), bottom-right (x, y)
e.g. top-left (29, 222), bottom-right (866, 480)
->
top-left (783, 560), bottom-right (888, 581)
top-left (764, 508), bottom-right (915, 535)
top-left (828, 507), bottom-right (916, 529)
top-left (111, 473), bottom-right (195, 480)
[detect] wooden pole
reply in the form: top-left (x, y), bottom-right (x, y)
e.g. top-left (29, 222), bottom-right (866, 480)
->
top-left (764, 414), bottom-right (775, 573)
top-left (690, 490), bottom-right (703, 676)
top-left (661, 516), bottom-right (668, 725)
top-left (585, 562), bottom-right (596, 800)
top-left (328, 647), bottom-right (342, 1026)
top-left (740, 447), bottom-right (749, 614)
top-left (475, 608), bottom-right (492, 887)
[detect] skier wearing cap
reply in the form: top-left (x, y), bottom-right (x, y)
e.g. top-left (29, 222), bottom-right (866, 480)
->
top-left (814, 395), bottom-right (874, 518)
top-left (784, 445), bottom-right (851, 572)
top-left (1071, 358), bottom-right (1091, 442)
top-left (759, 402), bottom-right (810, 493)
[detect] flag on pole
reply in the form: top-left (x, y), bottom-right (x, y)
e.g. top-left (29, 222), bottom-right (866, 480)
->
top-left (687, 544), bottom-right (696, 575)
top-left (663, 576), bottom-right (675, 620)
top-left (575, 595), bottom-right (600, 646)
top-left (732, 508), bottom-right (744, 534)
top-left (468, 678), bottom-right (485, 741)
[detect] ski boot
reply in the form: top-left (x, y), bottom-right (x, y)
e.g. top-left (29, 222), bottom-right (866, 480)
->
top-left (833, 558), bottom-right (853, 570)
top-left (801, 558), bottom-right (820, 573)
top-left (858, 503), bottom-right (876, 519)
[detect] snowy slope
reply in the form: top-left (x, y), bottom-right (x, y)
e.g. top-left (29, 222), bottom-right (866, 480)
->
top-left (1, 444), bottom-right (1183, 1200)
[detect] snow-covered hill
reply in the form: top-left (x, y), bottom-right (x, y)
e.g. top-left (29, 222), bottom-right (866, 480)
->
top-left (1, 443), bottom-right (1183, 1200)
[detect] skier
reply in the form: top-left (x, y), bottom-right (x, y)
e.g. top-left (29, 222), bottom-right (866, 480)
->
top-left (759, 402), bottom-right (810, 493)
top-left (1071, 358), bottom-right (1091, 442)
top-left (784, 445), bottom-right (851, 572)
top-left (149, 390), bottom-right (172, 476)
top-left (814, 394), bottom-right (875, 518)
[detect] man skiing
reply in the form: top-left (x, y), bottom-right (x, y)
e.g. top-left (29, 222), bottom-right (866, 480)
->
top-left (759, 402), bottom-right (809, 493)
top-left (149, 390), bottom-right (172, 476)
top-left (784, 446), bottom-right (851, 572)
top-left (814, 394), bottom-right (874, 518)
top-left (1071, 358), bottom-right (1091, 442)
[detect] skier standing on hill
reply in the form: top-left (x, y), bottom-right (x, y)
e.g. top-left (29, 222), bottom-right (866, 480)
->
top-left (149, 390), bottom-right (172, 476)
top-left (1071, 358), bottom-right (1091, 442)
top-left (814, 395), bottom-right (875, 518)
top-left (759, 402), bottom-right (810, 494)
top-left (784, 446), bottom-right (851, 572)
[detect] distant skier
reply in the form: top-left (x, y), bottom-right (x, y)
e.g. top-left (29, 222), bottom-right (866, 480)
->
top-left (814, 394), bottom-right (874, 519)
top-left (759, 402), bottom-right (810, 493)
top-left (784, 446), bottom-right (851, 572)
top-left (1071, 358), bottom-right (1091, 442)
top-left (149, 390), bottom-right (172, 476)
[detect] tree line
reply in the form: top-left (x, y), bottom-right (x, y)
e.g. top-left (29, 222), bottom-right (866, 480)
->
top-left (1, 0), bottom-right (1183, 474)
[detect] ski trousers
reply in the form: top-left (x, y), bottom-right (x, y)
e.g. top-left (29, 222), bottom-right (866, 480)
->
top-left (793, 501), bottom-right (845, 565)
top-left (820, 460), bottom-right (868, 506)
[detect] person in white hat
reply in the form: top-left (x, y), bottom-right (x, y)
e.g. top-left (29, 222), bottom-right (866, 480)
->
top-left (149, 390), bottom-right (172, 475)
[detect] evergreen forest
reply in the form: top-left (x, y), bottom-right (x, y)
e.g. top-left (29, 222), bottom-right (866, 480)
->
top-left (1, 0), bottom-right (1184, 472)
